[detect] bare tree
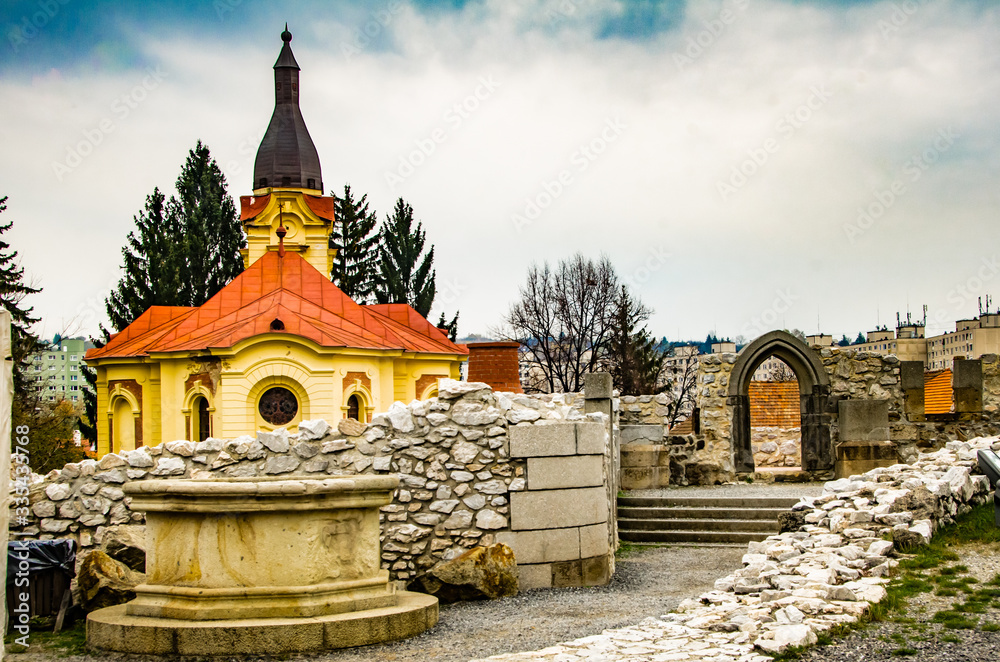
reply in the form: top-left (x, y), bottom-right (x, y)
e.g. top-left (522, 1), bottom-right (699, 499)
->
top-left (658, 346), bottom-right (700, 429)
top-left (497, 253), bottom-right (620, 393)
top-left (767, 358), bottom-right (797, 382)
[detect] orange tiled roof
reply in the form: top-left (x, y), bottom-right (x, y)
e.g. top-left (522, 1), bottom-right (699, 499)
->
top-left (87, 251), bottom-right (467, 360)
top-left (239, 194), bottom-right (270, 221)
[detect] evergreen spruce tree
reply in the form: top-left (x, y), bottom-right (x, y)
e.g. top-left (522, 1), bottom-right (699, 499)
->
top-left (0, 196), bottom-right (44, 399)
top-left (330, 184), bottom-right (380, 302)
top-left (173, 141), bottom-right (245, 306)
top-left (607, 286), bottom-right (664, 394)
top-left (105, 187), bottom-right (185, 330)
top-left (375, 198), bottom-right (436, 317)
top-left (105, 141), bottom-right (245, 329)
top-left (436, 311), bottom-right (459, 342)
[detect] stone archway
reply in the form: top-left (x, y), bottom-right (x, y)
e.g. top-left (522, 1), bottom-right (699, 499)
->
top-left (728, 331), bottom-right (832, 473)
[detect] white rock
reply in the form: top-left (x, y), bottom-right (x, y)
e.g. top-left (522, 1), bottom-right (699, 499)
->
top-left (298, 419), bottom-right (330, 440)
top-left (507, 407), bottom-right (541, 424)
top-left (151, 457), bottom-right (186, 476)
top-left (387, 402), bottom-right (415, 432)
top-left (475, 510), bottom-right (508, 529)
top-left (867, 540), bottom-right (894, 557)
top-left (451, 440), bottom-right (481, 464)
top-left (437, 379), bottom-right (492, 399)
top-left (45, 483), bottom-right (72, 501)
top-left (257, 429), bottom-right (290, 453)
top-left (165, 440), bottom-right (195, 456)
top-left (123, 448), bottom-right (154, 468)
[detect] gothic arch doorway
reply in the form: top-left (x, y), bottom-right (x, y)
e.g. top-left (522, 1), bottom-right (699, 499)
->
top-left (728, 331), bottom-right (833, 473)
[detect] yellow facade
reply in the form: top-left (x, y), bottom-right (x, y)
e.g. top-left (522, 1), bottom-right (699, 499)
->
top-left (91, 334), bottom-right (463, 457)
top-left (240, 187), bottom-right (338, 274)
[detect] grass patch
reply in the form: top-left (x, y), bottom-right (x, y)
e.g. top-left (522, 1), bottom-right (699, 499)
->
top-left (931, 610), bottom-right (979, 629)
top-left (3, 619), bottom-right (86, 657)
top-left (983, 623), bottom-right (1000, 632)
top-left (941, 634), bottom-right (962, 643)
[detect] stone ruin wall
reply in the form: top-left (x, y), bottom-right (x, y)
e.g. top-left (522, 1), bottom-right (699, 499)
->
top-left (10, 381), bottom-right (617, 590)
top-left (622, 348), bottom-right (1000, 487)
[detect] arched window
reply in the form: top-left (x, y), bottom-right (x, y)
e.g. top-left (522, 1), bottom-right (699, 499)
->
top-left (258, 386), bottom-right (298, 426)
top-left (347, 394), bottom-right (361, 421)
top-left (193, 396), bottom-right (211, 442)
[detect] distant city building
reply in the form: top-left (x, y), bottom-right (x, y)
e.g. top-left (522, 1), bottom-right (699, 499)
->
top-left (28, 335), bottom-right (94, 404)
top-left (851, 314), bottom-right (1000, 370)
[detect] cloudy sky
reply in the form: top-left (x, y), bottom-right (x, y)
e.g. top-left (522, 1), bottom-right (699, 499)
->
top-left (1, 0), bottom-right (998, 345)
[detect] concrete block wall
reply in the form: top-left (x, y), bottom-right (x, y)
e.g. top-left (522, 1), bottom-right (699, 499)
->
top-left (497, 421), bottom-right (615, 590)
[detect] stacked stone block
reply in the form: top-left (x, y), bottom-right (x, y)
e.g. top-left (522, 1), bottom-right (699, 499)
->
top-left (498, 421), bottom-right (614, 589)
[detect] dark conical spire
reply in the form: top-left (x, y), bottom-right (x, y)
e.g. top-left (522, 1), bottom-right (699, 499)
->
top-left (253, 26), bottom-right (322, 192)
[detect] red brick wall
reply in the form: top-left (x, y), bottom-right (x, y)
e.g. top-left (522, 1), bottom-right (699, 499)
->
top-left (749, 381), bottom-right (801, 427)
top-left (467, 341), bottom-right (523, 393)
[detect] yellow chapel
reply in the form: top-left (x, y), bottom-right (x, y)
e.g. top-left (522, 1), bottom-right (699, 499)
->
top-left (85, 28), bottom-right (467, 456)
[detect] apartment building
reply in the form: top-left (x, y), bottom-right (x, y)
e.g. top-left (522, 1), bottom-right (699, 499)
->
top-left (28, 336), bottom-right (93, 404)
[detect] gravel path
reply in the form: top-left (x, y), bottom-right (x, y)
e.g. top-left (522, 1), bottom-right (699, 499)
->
top-left (284, 544), bottom-right (748, 662)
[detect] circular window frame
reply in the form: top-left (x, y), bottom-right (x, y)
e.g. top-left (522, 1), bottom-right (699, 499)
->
top-left (258, 386), bottom-right (299, 426)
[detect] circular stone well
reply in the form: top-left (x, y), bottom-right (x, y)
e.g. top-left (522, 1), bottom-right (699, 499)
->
top-left (87, 476), bottom-right (438, 656)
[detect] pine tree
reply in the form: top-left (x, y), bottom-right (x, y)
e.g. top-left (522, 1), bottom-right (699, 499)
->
top-left (173, 141), bottom-right (246, 306)
top-left (375, 198), bottom-right (435, 317)
top-left (854, 332), bottom-right (866, 344)
top-left (105, 187), bottom-right (185, 330)
top-left (436, 311), bottom-right (459, 342)
top-left (0, 196), bottom-right (44, 399)
top-left (105, 141), bottom-right (245, 330)
top-left (606, 286), bottom-right (664, 394)
top-left (330, 184), bottom-right (380, 302)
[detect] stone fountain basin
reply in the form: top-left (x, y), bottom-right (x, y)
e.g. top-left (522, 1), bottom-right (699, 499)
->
top-left (87, 475), bottom-right (439, 655)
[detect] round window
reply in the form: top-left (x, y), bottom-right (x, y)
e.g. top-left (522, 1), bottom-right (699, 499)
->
top-left (258, 387), bottom-right (298, 426)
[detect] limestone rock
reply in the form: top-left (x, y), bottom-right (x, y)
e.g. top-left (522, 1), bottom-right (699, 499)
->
top-left (45, 483), bottom-right (71, 501)
top-left (264, 455), bottom-right (300, 475)
top-left (165, 440), bottom-right (195, 456)
top-left (335, 417), bottom-right (365, 437)
top-left (101, 525), bottom-right (147, 572)
top-left (387, 401), bottom-right (415, 432)
top-left (414, 543), bottom-right (518, 603)
top-left (151, 457), bottom-right (186, 476)
top-left (257, 429), bottom-right (290, 453)
top-left (300, 418), bottom-right (332, 440)
top-left (77, 550), bottom-right (145, 612)
top-left (438, 379), bottom-right (492, 399)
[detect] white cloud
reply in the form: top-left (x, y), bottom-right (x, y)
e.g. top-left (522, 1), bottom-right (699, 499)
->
top-left (1, 0), bottom-right (998, 343)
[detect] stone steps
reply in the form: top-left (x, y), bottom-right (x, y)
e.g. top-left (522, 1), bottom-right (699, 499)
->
top-left (617, 495), bottom-right (800, 544)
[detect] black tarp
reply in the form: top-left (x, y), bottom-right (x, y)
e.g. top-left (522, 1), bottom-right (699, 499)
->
top-left (6, 540), bottom-right (76, 582)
